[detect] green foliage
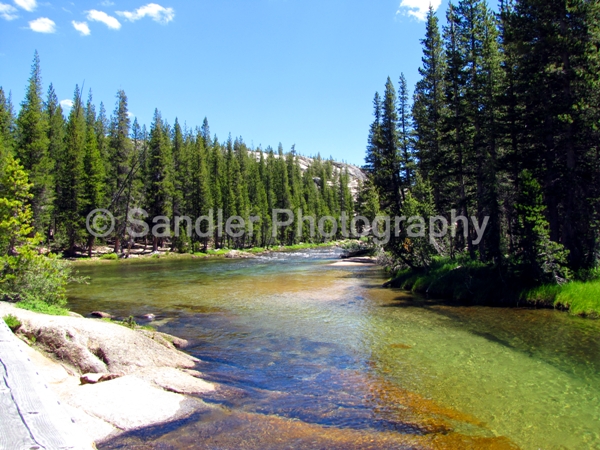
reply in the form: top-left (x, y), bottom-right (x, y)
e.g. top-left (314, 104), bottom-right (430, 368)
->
top-left (3, 314), bottom-right (21, 332)
top-left (0, 87), bottom-right (15, 154)
top-left (0, 247), bottom-right (71, 307)
top-left (524, 279), bottom-right (600, 317)
top-left (355, 179), bottom-right (380, 229)
top-left (100, 252), bottom-right (118, 260)
top-left (55, 85), bottom-right (86, 253)
top-left (394, 174), bottom-right (438, 268)
top-left (0, 153), bottom-right (35, 255)
top-left (389, 255), bottom-right (521, 305)
top-left (0, 141), bottom-right (76, 315)
top-left (514, 170), bottom-right (571, 283)
top-left (413, 6), bottom-right (445, 191)
top-left (15, 51), bottom-right (52, 234)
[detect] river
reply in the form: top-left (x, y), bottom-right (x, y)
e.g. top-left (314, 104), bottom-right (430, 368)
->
top-left (67, 249), bottom-right (600, 449)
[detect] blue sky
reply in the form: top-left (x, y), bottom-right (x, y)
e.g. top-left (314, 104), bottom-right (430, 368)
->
top-left (0, 0), bottom-right (447, 166)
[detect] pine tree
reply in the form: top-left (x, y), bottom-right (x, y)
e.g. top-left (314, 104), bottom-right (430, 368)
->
top-left (514, 170), bottom-right (569, 282)
top-left (55, 86), bottom-right (86, 254)
top-left (209, 138), bottom-right (224, 247)
top-left (364, 92), bottom-right (384, 188)
top-left (413, 6), bottom-right (446, 204)
top-left (502, 0), bottom-right (600, 270)
top-left (379, 77), bottom-right (402, 215)
top-left (189, 130), bottom-right (212, 250)
top-left (81, 111), bottom-right (105, 257)
top-left (171, 118), bottom-right (185, 217)
top-left (253, 149), bottom-right (271, 246)
top-left (145, 109), bottom-right (174, 251)
top-left (397, 73), bottom-right (415, 195)
top-left (95, 102), bottom-right (110, 179)
top-left (0, 87), bottom-right (15, 156)
top-left (355, 179), bottom-right (380, 234)
top-left (107, 90), bottom-right (132, 253)
top-left (15, 51), bottom-right (52, 234)
top-left (46, 83), bottom-right (64, 240)
top-left (440, 1), bottom-right (476, 256)
top-left (0, 140), bottom-right (35, 255)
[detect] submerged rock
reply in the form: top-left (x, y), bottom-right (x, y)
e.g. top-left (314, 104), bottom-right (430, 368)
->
top-left (90, 311), bottom-right (113, 319)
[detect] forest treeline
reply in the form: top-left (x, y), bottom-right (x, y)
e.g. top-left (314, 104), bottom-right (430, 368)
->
top-left (0, 52), bottom-right (357, 258)
top-left (364, 0), bottom-right (600, 285)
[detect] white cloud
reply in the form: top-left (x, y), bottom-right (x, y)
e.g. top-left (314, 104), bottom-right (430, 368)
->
top-left (72, 20), bottom-right (90, 36)
top-left (0, 3), bottom-right (18, 20)
top-left (117, 3), bottom-right (174, 24)
top-left (100, 0), bottom-right (114, 6)
top-left (127, 111), bottom-right (135, 118)
top-left (60, 99), bottom-right (73, 109)
top-left (14, 0), bottom-right (36, 12)
top-left (29, 16), bottom-right (55, 33)
top-left (86, 9), bottom-right (121, 29)
top-left (397, 0), bottom-right (441, 21)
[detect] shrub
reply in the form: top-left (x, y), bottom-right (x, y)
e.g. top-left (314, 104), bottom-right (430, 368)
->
top-left (0, 248), bottom-right (82, 315)
top-left (3, 314), bottom-right (21, 332)
top-left (1, 248), bottom-right (70, 306)
top-left (100, 252), bottom-right (118, 260)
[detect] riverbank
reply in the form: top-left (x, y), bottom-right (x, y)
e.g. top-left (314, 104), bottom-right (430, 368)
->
top-left (384, 257), bottom-right (600, 318)
top-left (0, 302), bottom-right (217, 446)
top-left (68, 241), bottom-right (344, 266)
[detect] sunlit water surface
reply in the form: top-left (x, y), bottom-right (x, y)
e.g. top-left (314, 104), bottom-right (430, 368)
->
top-left (67, 249), bottom-right (600, 449)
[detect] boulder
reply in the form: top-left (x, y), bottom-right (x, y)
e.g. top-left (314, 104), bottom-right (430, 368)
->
top-left (80, 373), bottom-right (121, 385)
top-left (90, 311), bottom-right (113, 319)
top-left (0, 303), bottom-right (216, 445)
top-left (0, 303), bottom-right (198, 375)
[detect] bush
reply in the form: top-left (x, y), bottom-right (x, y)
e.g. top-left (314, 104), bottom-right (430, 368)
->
top-left (0, 247), bottom-right (80, 315)
top-left (100, 252), bottom-right (118, 260)
top-left (3, 314), bottom-right (21, 332)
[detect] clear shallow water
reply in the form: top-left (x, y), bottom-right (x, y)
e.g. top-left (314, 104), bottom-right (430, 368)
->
top-left (67, 249), bottom-right (600, 449)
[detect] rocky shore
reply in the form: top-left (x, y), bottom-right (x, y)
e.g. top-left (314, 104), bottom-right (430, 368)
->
top-left (0, 302), bottom-right (216, 446)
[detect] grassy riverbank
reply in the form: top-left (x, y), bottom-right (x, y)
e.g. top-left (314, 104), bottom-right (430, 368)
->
top-left (524, 279), bottom-right (600, 317)
top-left (387, 257), bottom-right (600, 317)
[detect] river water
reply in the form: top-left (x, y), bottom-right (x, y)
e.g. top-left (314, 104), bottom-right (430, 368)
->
top-left (67, 249), bottom-right (600, 449)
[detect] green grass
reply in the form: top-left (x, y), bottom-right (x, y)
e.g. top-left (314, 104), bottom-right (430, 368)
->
top-left (15, 299), bottom-right (70, 316)
top-left (3, 314), bottom-right (22, 332)
top-left (524, 279), bottom-right (600, 317)
top-left (100, 252), bottom-right (119, 260)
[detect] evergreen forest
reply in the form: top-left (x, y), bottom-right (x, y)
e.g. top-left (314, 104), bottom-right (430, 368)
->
top-left (364, 0), bottom-right (600, 303)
